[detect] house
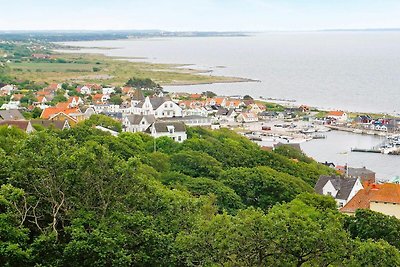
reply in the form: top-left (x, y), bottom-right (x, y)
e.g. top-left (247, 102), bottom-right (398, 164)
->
top-left (0, 109), bottom-right (25, 120)
top-left (123, 114), bottom-right (156, 133)
top-left (216, 108), bottom-right (237, 123)
top-left (31, 119), bottom-right (70, 130)
top-left (92, 94), bottom-right (110, 104)
top-left (102, 87), bottom-right (115, 95)
top-left (130, 89), bottom-right (145, 105)
top-left (77, 85), bottom-right (92, 95)
top-left (327, 111), bottom-right (348, 122)
top-left (259, 111), bottom-right (278, 120)
top-left (67, 96), bottom-right (84, 107)
top-left (0, 84), bottom-right (16, 95)
top-left (132, 96), bottom-right (183, 118)
top-left (160, 115), bottom-right (212, 127)
top-left (355, 115), bottom-right (373, 124)
top-left (1, 101), bottom-right (20, 110)
top-left (41, 107), bottom-right (84, 126)
top-left (247, 103), bottom-right (265, 114)
top-left (299, 105), bottom-right (310, 113)
top-left (341, 183), bottom-right (400, 219)
top-left (0, 120), bottom-right (34, 133)
top-left (146, 121), bottom-right (187, 143)
top-left (236, 112), bottom-right (259, 123)
top-left (10, 94), bottom-right (24, 101)
top-left (315, 175), bottom-right (363, 208)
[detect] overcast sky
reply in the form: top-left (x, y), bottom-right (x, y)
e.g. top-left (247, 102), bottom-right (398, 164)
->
top-left (2, 0), bottom-right (400, 31)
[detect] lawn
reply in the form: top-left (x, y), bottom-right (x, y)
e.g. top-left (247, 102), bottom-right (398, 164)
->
top-left (6, 53), bottom-right (248, 86)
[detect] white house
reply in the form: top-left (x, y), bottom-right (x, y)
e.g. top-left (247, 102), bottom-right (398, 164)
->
top-left (146, 121), bottom-right (187, 143)
top-left (68, 96), bottom-right (84, 107)
top-left (236, 112), bottom-right (259, 123)
top-left (315, 175), bottom-right (363, 208)
top-left (1, 101), bottom-right (20, 110)
top-left (123, 114), bottom-right (156, 133)
top-left (132, 96), bottom-right (183, 118)
top-left (102, 87), bottom-right (115, 95)
top-left (0, 85), bottom-right (16, 95)
top-left (327, 111), bottom-right (348, 122)
top-left (216, 108), bottom-right (237, 123)
top-left (78, 85), bottom-right (92, 95)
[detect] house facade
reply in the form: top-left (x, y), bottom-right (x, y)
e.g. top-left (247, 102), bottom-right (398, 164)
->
top-left (315, 175), bottom-right (363, 208)
top-left (146, 121), bottom-right (187, 143)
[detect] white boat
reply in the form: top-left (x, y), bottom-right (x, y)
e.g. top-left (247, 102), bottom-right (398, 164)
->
top-left (353, 129), bottom-right (363, 134)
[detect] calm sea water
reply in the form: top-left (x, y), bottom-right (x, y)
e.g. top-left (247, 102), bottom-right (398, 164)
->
top-left (61, 33), bottom-right (400, 179)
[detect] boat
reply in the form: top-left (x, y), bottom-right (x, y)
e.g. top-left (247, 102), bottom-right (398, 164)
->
top-left (301, 128), bottom-right (316, 134)
top-left (353, 129), bottom-right (363, 134)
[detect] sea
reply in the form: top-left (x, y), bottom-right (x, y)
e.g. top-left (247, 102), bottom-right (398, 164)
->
top-left (61, 32), bottom-right (400, 180)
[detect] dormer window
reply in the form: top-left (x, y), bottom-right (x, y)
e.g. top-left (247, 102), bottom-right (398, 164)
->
top-left (167, 125), bottom-right (175, 134)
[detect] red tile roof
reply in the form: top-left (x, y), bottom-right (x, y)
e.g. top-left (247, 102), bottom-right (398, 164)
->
top-left (341, 183), bottom-right (400, 213)
top-left (327, 111), bottom-right (345, 117)
top-left (41, 107), bottom-right (79, 119)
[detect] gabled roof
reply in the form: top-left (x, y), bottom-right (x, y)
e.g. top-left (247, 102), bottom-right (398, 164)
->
top-left (41, 107), bottom-right (80, 119)
top-left (0, 120), bottom-right (31, 131)
top-left (131, 89), bottom-right (145, 101)
top-left (347, 167), bottom-right (375, 177)
top-left (315, 175), bottom-right (359, 200)
top-left (327, 111), bottom-right (345, 117)
top-left (341, 183), bottom-right (400, 213)
top-left (125, 114), bottom-right (156, 125)
top-left (146, 121), bottom-right (186, 133)
top-left (31, 119), bottom-right (69, 130)
top-left (0, 109), bottom-right (25, 120)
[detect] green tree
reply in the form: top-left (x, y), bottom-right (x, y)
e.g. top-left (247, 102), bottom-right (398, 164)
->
top-left (82, 114), bottom-right (122, 132)
top-left (219, 167), bottom-right (312, 209)
top-left (109, 95), bottom-right (123, 105)
top-left (170, 150), bottom-right (223, 179)
top-left (345, 209), bottom-right (400, 249)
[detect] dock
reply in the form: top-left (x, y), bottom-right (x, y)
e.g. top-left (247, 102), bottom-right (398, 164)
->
top-left (351, 148), bottom-right (381, 153)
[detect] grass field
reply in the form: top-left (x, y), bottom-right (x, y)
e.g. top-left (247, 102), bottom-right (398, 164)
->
top-left (7, 53), bottom-right (249, 86)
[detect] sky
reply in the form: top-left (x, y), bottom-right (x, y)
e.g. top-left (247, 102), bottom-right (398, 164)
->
top-left (1, 0), bottom-right (400, 31)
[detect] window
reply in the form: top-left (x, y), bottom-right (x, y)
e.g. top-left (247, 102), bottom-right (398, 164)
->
top-left (178, 136), bottom-right (182, 141)
top-left (165, 104), bottom-right (168, 108)
top-left (170, 103), bottom-right (173, 108)
top-left (327, 192), bottom-right (332, 196)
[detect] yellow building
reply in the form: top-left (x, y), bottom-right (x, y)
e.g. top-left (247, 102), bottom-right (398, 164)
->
top-left (340, 183), bottom-right (400, 219)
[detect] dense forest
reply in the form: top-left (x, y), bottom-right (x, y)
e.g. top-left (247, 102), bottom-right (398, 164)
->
top-left (1, 122), bottom-right (400, 266)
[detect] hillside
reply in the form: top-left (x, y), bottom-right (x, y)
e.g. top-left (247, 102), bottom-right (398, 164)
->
top-left (1, 125), bottom-right (400, 266)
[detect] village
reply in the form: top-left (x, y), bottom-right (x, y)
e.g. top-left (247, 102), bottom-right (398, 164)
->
top-left (2, 81), bottom-right (400, 218)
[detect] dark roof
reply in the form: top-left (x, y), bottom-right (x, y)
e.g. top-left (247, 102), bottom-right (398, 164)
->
top-left (315, 175), bottom-right (358, 200)
top-left (0, 109), bottom-right (25, 120)
top-left (131, 89), bottom-right (145, 101)
top-left (137, 96), bottom-right (172, 109)
top-left (126, 114), bottom-right (156, 125)
top-left (0, 120), bottom-right (31, 131)
top-left (347, 167), bottom-right (375, 177)
top-left (216, 108), bottom-right (228, 116)
top-left (31, 119), bottom-right (69, 130)
top-left (146, 121), bottom-right (186, 133)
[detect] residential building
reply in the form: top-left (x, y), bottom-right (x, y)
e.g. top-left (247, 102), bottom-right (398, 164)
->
top-left (132, 96), bottom-right (183, 118)
top-left (315, 175), bottom-right (363, 208)
top-left (341, 183), bottom-right (400, 219)
top-left (123, 114), bottom-right (156, 133)
top-left (236, 112), bottom-right (259, 123)
top-left (0, 109), bottom-right (25, 120)
top-left (31, 119), bottom-right (71, 130)
top-left (160, 115), bottom-right (212, 127)
top-left (327, 111), bottom-right (348, 122)
top-left (146, 121), bottom-right (187, 143)
top-left (0, 120), bottom-right (34, 133)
